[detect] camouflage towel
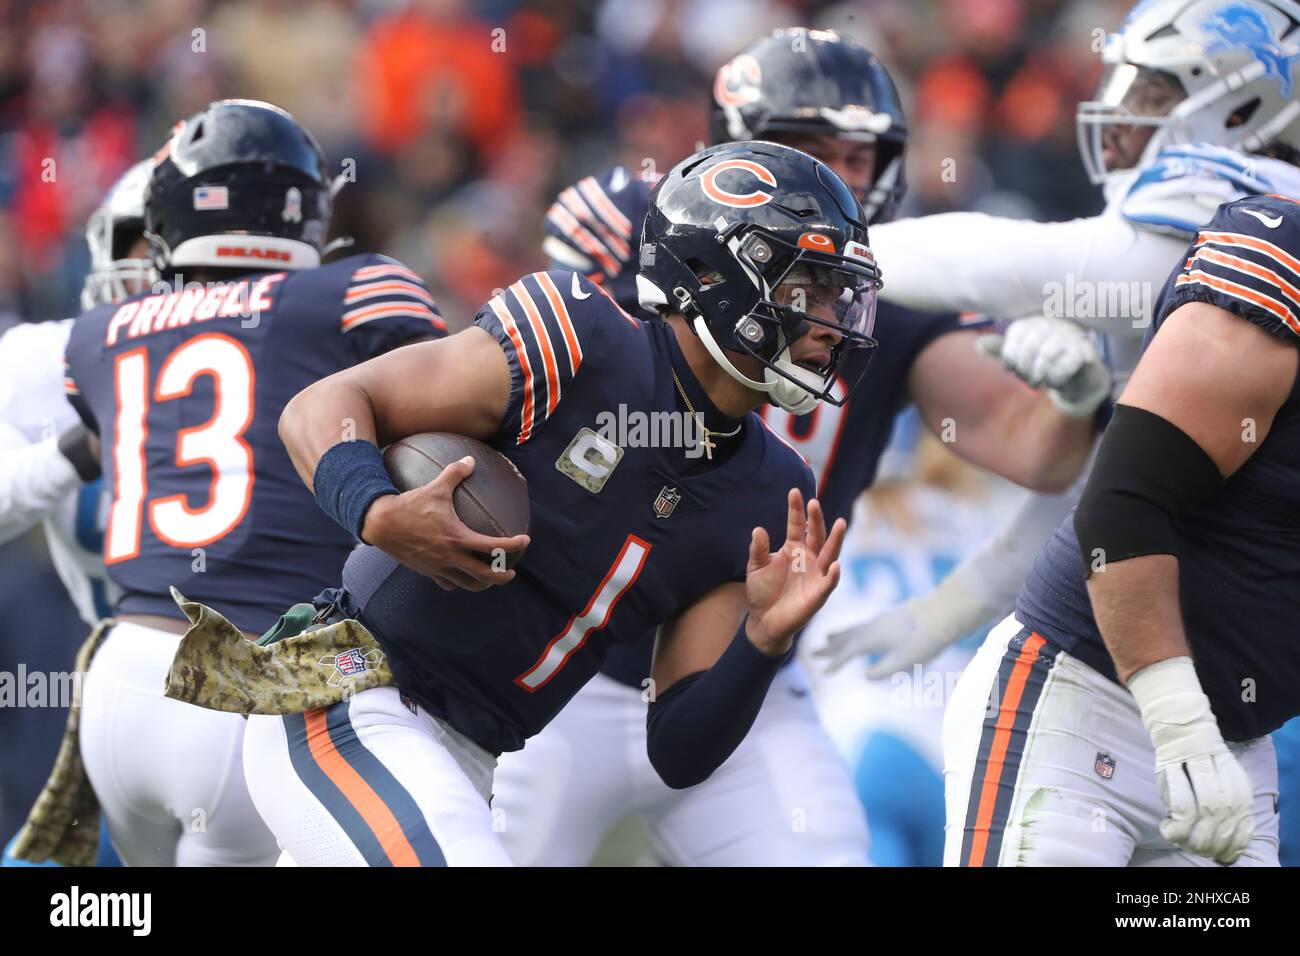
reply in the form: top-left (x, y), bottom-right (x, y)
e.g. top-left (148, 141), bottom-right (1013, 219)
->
top-left (164, 587), bottom-right (392, 714)
top-left (10, 619), bottom-right (114, 866)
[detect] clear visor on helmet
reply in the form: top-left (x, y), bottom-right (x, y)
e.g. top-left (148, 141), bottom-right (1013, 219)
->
top-left (729, 228), bottom-right (880, 405)
top-left (772, 262), bottom-right (878, 362)
top-left (1076, 63), bottom-right (1187, 184)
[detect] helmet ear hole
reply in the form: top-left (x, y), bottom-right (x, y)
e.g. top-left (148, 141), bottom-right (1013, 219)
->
top-left (686, 258), bottom-right (725, 286)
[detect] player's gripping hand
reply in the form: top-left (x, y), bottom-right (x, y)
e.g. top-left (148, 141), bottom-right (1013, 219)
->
top-left (744, 489), bottom-right (846, 655)
top-left (361, 457), bottom-right (530, 592)
top-left (977, 316), bottom-right (1112, 418)
top-left (1128, 657), bottom-right (1255, 864)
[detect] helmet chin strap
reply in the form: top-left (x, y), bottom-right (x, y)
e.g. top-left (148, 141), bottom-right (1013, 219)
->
top-left (768, 358), bottom-right (823, 415)
top-left (692, 317), bottom-right (823, 415)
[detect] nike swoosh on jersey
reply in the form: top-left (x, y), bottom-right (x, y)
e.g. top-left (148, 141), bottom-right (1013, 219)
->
top-left (571, 273), bottom-right (592, 299)
top-left (1242, 208), bottom-right (1283, 228)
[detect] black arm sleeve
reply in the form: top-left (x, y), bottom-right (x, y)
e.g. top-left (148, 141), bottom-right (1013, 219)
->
top-left (645, 621), bottom-right (785, 789)
top-left (1074, 404), bottom-right (1223, 577)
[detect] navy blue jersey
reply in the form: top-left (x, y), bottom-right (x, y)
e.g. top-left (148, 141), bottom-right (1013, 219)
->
top-left (543, 164), bottom-right (976, 687)
top-left (337, 270), bottom-right (815, 754)
top-left (63, 253), bottom-right (445, 632)
top-left (600, 300), bottom-right (974, 686)
top-left (1017, 194), bottom-right (1300, 741)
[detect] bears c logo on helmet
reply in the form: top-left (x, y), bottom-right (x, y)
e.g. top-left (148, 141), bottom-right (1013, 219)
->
top-left (700, 159), bottom-right (777, 208)
top-left (713, 54), bottom-right (762, 108)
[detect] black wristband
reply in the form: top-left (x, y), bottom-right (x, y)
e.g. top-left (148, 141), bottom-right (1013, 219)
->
top-left (57, 423), bottom-right (101, 483)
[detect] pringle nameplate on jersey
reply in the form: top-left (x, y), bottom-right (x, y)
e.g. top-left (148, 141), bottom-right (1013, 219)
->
top-left (557, 427), bottom-right (624, 493)
top-left (103, 274), bottom-right (286, 346)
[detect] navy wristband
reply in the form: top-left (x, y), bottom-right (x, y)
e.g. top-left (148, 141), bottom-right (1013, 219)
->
top-left (312, 440), bottom-right (400, 542)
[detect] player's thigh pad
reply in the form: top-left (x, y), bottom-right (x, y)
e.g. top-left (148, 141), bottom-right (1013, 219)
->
top-left (646, 662), bottom-right (870, 866)
top-left (493, 672), bottom-right (647, 866)
top-left (79, 621), bottom-right (277, 866)
top-left (243, 685), bottom-right (510, 867)
top-left (943, 615), bottom-right (1147, 867)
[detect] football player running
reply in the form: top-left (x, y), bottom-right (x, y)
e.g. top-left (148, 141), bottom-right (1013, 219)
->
top-left (946, 194), bottom-right (1300, 866)
top-left (243, 140), bottom-right (877, 866)
top-left (0, 160), bottom-right (153, 627)
top-left (821, 0), bottom-right (1300, 682)
top-left (61, 100), bottom-right (445, 865)
top-left (491, 28), bottom-right (1106, 867)
top-left (1, 161), bottom-right (152, 868)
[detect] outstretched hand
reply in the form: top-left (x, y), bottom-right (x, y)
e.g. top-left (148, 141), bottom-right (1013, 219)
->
top-left (744, 488), bottom-right (846, 654)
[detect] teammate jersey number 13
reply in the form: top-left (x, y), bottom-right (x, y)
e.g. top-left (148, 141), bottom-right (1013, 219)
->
top-left (106, 332), bottom-right (255, 563)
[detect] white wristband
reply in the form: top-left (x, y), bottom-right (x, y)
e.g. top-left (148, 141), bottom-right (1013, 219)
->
top-left (1127, 656), bottom-right (1227, 766)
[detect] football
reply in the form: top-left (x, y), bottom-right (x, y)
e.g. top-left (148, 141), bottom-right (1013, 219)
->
top-left (383, 432), bottom-right (531, 568)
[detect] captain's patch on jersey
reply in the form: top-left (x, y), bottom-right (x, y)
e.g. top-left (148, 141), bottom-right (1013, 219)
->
top-left (556, 427), bottom-right (624, 493)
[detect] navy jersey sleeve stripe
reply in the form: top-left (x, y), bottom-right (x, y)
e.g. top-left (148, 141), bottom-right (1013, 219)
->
top-left (474, 271), bottom-right (599, 445)
top-left (1174, 225), bottom-right (1300, 337)
top-left (577, 176), bottom-right (633, 241)
top-left (483, 294), bottom-right (539, 443)
top-left (1187, 243), bottom-right (1300, 322)
top-left (342, 257), bottom-right (447, 336)
top-left (557, 186), bottom-right (631, 260)
top-left (546, 202), bottom-right (621, 276)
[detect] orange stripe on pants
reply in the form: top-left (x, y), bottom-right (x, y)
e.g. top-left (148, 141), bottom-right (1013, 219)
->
top-left (966, 632), bottom-right (1045, 867)
top-left (303, 708), bottom-right (421, 867)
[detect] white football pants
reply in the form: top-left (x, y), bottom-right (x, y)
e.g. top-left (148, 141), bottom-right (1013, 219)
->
top-left (493, 662), bottom-right (870, 866)
top-left (943, 614), bottom-right (1279, 867)
top-left (78, 621), bottom-right (278, 866)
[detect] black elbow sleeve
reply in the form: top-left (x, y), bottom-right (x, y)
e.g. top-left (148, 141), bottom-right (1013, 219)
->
top-left (1074, 404), bottom-right (1223, 576)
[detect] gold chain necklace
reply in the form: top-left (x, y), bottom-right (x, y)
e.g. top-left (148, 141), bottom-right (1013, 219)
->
top-left (671, 368), bottom-right (741, 461)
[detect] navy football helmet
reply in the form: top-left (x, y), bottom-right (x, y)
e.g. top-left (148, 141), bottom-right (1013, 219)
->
top-left (145, 99), bottom-right (332, 275)
top-left (638, 141), bottom-right (880, 415)
top-left (709, 28), bottom-right (908, 223)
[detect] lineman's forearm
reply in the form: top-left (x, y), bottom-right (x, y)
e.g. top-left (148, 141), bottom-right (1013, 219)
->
top-left (1087, 552), bottom-right (1189, 684)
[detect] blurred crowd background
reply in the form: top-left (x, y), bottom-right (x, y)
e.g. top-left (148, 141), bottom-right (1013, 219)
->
top-left (0, 0), bottom-right (1137, 330)
top-left (0, 0), bottom-right (1145, 853)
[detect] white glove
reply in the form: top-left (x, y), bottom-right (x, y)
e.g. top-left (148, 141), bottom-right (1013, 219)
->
top-left (1128, 656), bottom-right (1255, 864)
top-left (977, 316), bottom-right (1112, 418)
top-left (816, 569), bottom-right (996, 678)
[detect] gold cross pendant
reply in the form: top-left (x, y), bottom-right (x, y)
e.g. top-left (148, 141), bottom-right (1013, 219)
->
top-left (696, 413), bottom-right (714, 461)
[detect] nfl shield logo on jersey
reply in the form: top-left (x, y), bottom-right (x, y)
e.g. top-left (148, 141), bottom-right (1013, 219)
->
top-left (1094, 752), bottom-right (1116, 780)
top-left (318, 647), bottom-right (385, 687)
top-left (654, 485), bottom-right (681, 518)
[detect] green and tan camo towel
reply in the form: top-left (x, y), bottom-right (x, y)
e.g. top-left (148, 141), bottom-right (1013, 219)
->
top-left (10, 618), bottom-right (113, 866)
top-left (163, 587), bottom-right (393, 715)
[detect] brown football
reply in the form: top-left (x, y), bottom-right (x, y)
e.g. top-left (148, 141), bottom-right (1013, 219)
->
top-left (382, 432), bottom-right (530, 568)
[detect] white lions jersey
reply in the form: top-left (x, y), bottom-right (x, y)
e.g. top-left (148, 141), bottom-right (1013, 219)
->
top-left (870, 143), bottom-right (1300, 387)
top-left (800, 476), bottom-right (1024, 770)
top-left (0, 319), bottom-right (114, 624)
